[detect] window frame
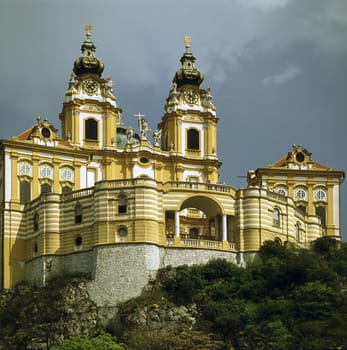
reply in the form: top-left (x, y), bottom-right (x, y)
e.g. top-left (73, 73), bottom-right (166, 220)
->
top-left (75, 204), bottom-right (83, 224)
top-left (273, 207), bottom-right (281, 227)
top-left (118, 195), bottom-right (127, 214)
top-left (85, 118), bottom-right (98, 140)
top-left (187, 128), bottom-right (200, 150)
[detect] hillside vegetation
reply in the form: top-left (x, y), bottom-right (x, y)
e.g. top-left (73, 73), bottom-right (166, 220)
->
top-left (1, 237), bottom-right (347, 349)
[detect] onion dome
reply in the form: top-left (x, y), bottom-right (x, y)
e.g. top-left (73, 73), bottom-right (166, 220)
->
top-left (73, 25), bottom-right (104, 77)
top-left (173, 36), bottom-right (204, 88)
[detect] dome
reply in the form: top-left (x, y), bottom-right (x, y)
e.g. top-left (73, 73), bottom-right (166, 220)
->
top-left (116, 126), bottom-right (140, 147)
top-left (172, 36), bottom-right (204, 88)
top-left (73, 26), bottom-right (104, 77)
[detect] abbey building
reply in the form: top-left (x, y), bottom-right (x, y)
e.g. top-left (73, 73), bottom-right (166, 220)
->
top-left (0, 29), bottom-right (344, 290)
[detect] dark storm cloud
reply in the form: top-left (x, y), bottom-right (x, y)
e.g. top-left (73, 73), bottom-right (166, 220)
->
top-left (0, 0), bottom-right (346, 237)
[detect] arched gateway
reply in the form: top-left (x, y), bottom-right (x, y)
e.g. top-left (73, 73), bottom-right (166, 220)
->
top-left (166, 195), bottom-right (235, 245)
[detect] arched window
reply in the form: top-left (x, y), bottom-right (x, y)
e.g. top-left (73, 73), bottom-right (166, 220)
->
top-left (33, 213), bottom-right (39, 232)
top-left (189, 227), bottom-right (199, 239)
top-left (85, 119), bottom-right (98, 140)
top-left (62, 186), bottom-right (72, 193)
top-left (41, 183), bottom-right (52, 194)
top-left (187, 129), bottom-right (199, 150)
top-left (75, 204), bottom-right (82, 223)
top-left (118, 195), bottom-right (127, 214)
top-left (273, 208), bottom-right (280, 227)
top-left (316, 206), bottom-right (326, 227)
top-left (20, 180), bottom-right (31, 204)
top-left (297, 205), bottom-right (306, 214)
top-left (295, 223), bottom-right (300, 242)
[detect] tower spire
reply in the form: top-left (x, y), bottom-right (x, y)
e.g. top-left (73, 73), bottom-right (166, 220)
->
top-left (172, 35), bottom-right (204, 88)
top-left (73, 25), bottom-right (104, 77)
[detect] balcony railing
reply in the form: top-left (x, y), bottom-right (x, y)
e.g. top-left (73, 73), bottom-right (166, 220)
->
top-left (267, 190), bottom-right (287, 202)
top-left (166, 235), bottom-right (236, 251)
top-left (62, 187), bottom-right (94, 201)
top-left (168, 181), bottom-right (231, 193)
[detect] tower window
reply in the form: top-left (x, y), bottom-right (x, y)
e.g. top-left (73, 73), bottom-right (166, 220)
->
top-left (20, 180), bottom-right (31, 204)
top-left (85, 118), bottom-right (98, 140)
top-left (75, 204), bottom-right (82, 223)
top-left (118, 195), bottom-right (127, 214)
top-left (187, 129), bottom-right (199, 150)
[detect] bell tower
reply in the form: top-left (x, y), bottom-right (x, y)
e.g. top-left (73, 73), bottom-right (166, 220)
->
top-left (158, 36), bottom-right (220, 182)
top-left (59, 25), bottom-right (122, 150)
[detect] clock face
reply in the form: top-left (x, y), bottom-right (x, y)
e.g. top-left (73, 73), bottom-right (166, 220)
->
top-left (82, 79), bottom-right (98, 95)
top-left (184, 90), bottom-right (199, 104)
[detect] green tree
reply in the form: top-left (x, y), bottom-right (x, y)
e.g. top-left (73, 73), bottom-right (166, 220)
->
top-left (51, 332), bottom-right (124, 350)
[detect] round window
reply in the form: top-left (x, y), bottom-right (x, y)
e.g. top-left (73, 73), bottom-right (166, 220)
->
top-left (296, 189), bottom-right (306, 200)
top-left (118, 227), bottom-right (128, 236)
top-left (295, 152), bottom-right (305, 163)
top-left (316, 190), bottom-right (326, 201)
top-left (140, 157), bottom-right (149, 164)
top-left (276, 188), bottom-right (287, 196)
top-left (41, 127), bottom-right (51, 138)
top-left (75, 235), bottom-right (82, 246)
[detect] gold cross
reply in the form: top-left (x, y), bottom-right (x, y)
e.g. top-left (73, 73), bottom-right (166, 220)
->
top-left (184, 35), bottom-right (191, 45)
top-left (85, 24), bottom-right (93, 34)
top-left (184, 35), bottom-right (191, 51)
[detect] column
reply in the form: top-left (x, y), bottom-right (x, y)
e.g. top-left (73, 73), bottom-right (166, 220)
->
top-left (222, 214), bottom-right (227, 241)
top-left (174, 210), bottom-right (180, 238)
top-left (215, 216), bottom-right (219, 240)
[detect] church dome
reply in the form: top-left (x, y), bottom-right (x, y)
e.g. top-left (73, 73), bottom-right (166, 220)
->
top-left (173, 36), bottom-right (204, 88)
top-left (73, 25), bottom-right (104, 77)
top-left (116, 125), bottom-right (140, 147)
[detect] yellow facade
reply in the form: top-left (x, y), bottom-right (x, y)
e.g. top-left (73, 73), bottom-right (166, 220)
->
top-left (0, 30), bottom-right (344, 289)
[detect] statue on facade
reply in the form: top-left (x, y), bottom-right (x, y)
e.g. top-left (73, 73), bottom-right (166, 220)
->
top-left (140, 117), bottom-right (151, 140)
top-left (247, 170), bottom-right (262, 188)
top-left (152, 129), bottom-right (161, 147)
top-left (106, 76), bottom-right (114, 96)
top-left (126, 126), bottom-right (134, 144)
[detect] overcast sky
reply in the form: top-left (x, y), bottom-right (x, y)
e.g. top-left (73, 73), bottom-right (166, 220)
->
top-left (1, 0), bottom-right (346, 239)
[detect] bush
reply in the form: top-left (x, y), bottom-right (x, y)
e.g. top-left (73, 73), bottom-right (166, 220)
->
top-left (51, 333), bottom-right (124, 350)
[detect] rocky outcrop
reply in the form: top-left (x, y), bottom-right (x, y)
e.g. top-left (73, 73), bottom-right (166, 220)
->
top-left (120, 302), bottom-right (198, 329)
top-left (0, 277), bottom-right (99, 350)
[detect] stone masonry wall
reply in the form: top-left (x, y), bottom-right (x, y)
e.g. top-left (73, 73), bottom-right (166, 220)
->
top-left (26, 244), bottom-right (240, 313)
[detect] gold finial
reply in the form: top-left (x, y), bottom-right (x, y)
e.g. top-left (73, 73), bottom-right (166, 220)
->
top-left (85, 24), bottom-right (93, 37)
top-left (184, 35), bottom-right (191, 51)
